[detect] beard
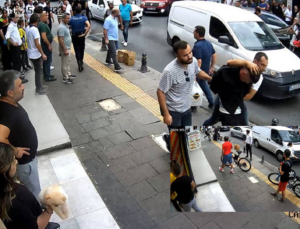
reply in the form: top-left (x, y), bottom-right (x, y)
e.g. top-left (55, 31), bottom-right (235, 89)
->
top-left (179, 58), bottom-right (193, 65)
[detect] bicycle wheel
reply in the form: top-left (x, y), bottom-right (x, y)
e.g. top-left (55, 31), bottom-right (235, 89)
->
top-left (293, 183), bottom-right (300, 198)
top-left (238, 157), bottom-right (251, 172)
top-left (268, 173), bottom-right (280, 185)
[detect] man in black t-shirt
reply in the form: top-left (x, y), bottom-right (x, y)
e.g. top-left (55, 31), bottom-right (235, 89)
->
top-left (171, 164), bottom-right (202, 212)
top-left (0, 70), bottom-right (41, 201)
top-left (271, 149), bottom-right (293, 202)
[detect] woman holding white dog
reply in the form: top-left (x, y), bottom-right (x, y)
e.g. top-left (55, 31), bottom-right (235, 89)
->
top-left (0, 143), bottom-right (56, 229)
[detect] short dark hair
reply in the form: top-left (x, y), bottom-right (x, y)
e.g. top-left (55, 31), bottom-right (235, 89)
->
top-left (75, 6), bottom-right (82, 14)
top-left (17, 18), bottom-right (24, 26)
top-left (288, 142), bottom-right (293, 147)
top-left (34, 6), bottom-right (43, 14)
top-left (250, 72), bottom-right (261, 84)
top-left (0, 70), bottom-right (21, 97)
top-left (255, 7), bottom-right (261, 14)
top-left (246, 130), bottom-right (250, 134)
top-left (224, 136), bottom-right (229, 141)
top-left (30, 13), bottom-right (39, 24)
top-left (284, 149), bottom-right (291, 158)
top-left (111, 9), bottom-right (119, 15)
top-left (173, 164), bottom-right (181, 176)
top-left (254, 52), bottom-right (268, 61)
top-left (195, 26), bottom-right (205, 37)
top-left (9, 12), bottom-right (15, 18)
top-left (173, 40), bottom-right (188, 54)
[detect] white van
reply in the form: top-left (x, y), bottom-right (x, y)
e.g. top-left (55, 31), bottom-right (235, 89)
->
top-left (167, 1), bottom-right (300, 99)
top-left (252, 126), bottom-right (300, 161)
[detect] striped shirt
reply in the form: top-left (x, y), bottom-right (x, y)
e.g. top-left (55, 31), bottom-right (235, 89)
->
top-left (159, 57), bottom-right (201, 113)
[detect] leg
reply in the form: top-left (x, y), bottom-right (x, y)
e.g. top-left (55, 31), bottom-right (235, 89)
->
top-left (10, 46), bottom-right (22, 72)
top-left (241, 102), bottom-right (249, 126)
top-left (197, 78), bottom-right (214, 106)
top-left (249, 144), bottom-right (252, 160)
top-left (72, 35), bottom-right (80, 62)
top-left (107, 40), bottom-right (120, 69)
top-left (123, 21), bottom-right (130, 42)
top-left (16, 157), bottom-right (41, 201)
top-left (191, 197), bottom-right (202, 212)
top-left (1, 44), bottom-right (12, 70)
top-left (105, 42), bottom-right (112, 64)
top-left (21, 50), bottom-right (26, 70)
top-left (42, 46), bottom-right (51, 79)
top-left (60, 46), bottom-right (71, 79)
top-left (181, 201), bottom-right (192, 212)
top-left (25, 51), bottom-right (30, 67)
top-left (168, 110), bottom-right (184, 127)
top-left (80, 36), bottom-right (85, 62)
top-left (30, 58), bottom-right (43, 91)
top-left (203, 95), bottom-right (220, 126)
top-left (246, 144), bottom-right (249, 157)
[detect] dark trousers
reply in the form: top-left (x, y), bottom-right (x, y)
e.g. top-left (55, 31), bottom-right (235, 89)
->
top-left (246, 143), bottom-right (252, 159)
top-left (21, 50), bottom-right (30, 69)
top-left (123, 20), bottom-right (130, 42)
top-left (106, 40), bottom-right (120, 69)
top-left (42, 45), bottom-right (52, 79)
top-left (48, 22), bottom-right (52, 31)
top-left (10, 45), bottom-right (22, 72)
top-left (196, 78), bottom-right (214, 106)
top-left (168, 109), bottom-right (192, 127)
top-left (30, 57), bottom-right (42, 91)
top-left (1, 44), bottom-right (12, 70)
top-left (72, 33), bottom-right (85, 62)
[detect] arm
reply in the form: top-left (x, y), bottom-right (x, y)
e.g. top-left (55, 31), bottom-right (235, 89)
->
top-left (58, 36), bottom-right (68, 54)
top-left (157, 89), bottom-right (172, 125)
top-left (209, 53), bottom-right (217, 74)
top-left (6, 26), bottom-right (17, 46)
top-left (279, 165), bottom-right (284, 175)
top-left (227, 59), bottom-right (260, 75)
top-left (197, 59), bottom-right (202, 68)
top-left (196, 70), bottom-right (212, 82)
top-left (243, 88), bottom-right (257, 101)
top-left (130, 10), bottom-right (133, 24)
top-left (41, 32), bottom-right (51, 47)
top-left (191, 180), bottom-right (196, 192)
top-left (80, 20), bottom-right (90, 37)
top-left (34, 38), bottom-right (47, 60)
top-left (103, 28), bottom-right (108, 44)
top-left (37, 206), bottom-right (53, 229)
top-left (0, 29), bottom-right (5, 41)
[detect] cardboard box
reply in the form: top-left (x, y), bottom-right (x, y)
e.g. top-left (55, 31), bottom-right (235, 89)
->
top-left (117, 50), bottom-right (136, 66)
top-left (117, 50), bottom-right (126, 63)
top-left (234, 144), bottom-right (240, 151)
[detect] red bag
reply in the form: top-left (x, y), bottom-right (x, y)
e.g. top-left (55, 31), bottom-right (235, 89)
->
top-left (293, 40), bottom-right (300, 48)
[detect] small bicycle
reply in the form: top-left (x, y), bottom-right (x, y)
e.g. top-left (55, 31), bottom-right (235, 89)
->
top-left (268, 169), bottom-right (300, 198)
top-left (221, 150), bottom-right (251, 172)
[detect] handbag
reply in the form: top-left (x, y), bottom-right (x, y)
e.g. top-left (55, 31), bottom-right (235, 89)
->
top-left (45, 222), bottom-right (60, 229)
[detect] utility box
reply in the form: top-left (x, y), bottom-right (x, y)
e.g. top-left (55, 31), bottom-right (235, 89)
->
top-left (117, 50), bottom-right (136, 66)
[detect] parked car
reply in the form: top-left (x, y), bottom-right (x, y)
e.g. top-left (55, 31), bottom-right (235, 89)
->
top-left (230, 127), bottom-right (251, 141)
top-left (167, 1), bottom-right (300, 99)
top-left (252, 126), bottom-right (300, 161)
top-left (140, 0), bottom-right (174, 15)
top-left (219, 126), bottom-right (230, 131)
top-left (88, 0), bottom-right (143, 24)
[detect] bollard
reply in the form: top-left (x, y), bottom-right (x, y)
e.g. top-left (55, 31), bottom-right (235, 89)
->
top-left (138, 53), bottom-right (150, 73)
top-left (100, 37), bottom-right (108, 52)
top-left (260, 154), bottom-right (264, 164)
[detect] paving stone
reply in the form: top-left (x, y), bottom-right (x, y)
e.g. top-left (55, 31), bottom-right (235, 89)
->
top-left (104, 142), bottom-right (136, 160)
top-left (129, 145), bottom-right (167, 166)
top-left (129, 136), bottom-right (157, 151)
top-left (250, 212), bottom-right (286, 229)
top-left (106, 112), bottom-right (135, 124)
top-left (74, 141), bottom-right (104, 159)
top-left (127, 181), bottom-right (158, 202)
top-left (245, 196), bottom-right (260, 208)
top-left (116, 163), bottom-right (158, 187)
top-left (128, 107), bottom-right (154, 118)
top-left (107, 131), bottom-right (133, 145)
top-left (108, 156), bottom-right (137, 175)
top-left (120, 101), bottom-right (142, 111)
top-left (149, 155), bottom-right (170, 174)
top-left (276, 216), bottom-right (300, 229)
top-left (247, 205), bottom-right (265, 212)
top-left (76, 113), bottom-right (91, 124)
top-left (99, 137), bottom-right (114, 149)
top-left (89, 128), bottom-right (115, 140)
top-left (81, 122), bottom-right (93, 132)
top-left (152, 211), bottom-right (180, 225)
top-left (61, 117), bottom-right (78, 128)
top-left (88, 118), bottom-right (110, 130)
top-left (66, 125), bottom-right (86, 137)
top-left (246, 189), bottom-right (261, 199)
top-left (158, 213), bottom-right (197, 229)
top-left (147, 172), bottom-right (169, 193)
top-left (199, 221), bottom-right (221, 229)
top-left (70, 133), bottom-right (93, 146)
top-left (247, 183), bottom-right (261, 191)
top-left (214, 213), bottom-right (257, 229)
top-left (91, 110), bottom-right (110, 120)
top-left (237, 193), bottom-right (250, 202)
top-left (126, 122), bottom-right (168, 140)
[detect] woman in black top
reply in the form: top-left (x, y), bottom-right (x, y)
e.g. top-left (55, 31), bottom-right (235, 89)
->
top-left (0, 143), bottom-right (54, 229)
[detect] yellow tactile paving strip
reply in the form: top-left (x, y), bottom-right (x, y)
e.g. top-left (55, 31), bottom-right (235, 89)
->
top-left (53, 37), bottom-right (163, 121)
top-left (212, 140), bottom-right (300, 224)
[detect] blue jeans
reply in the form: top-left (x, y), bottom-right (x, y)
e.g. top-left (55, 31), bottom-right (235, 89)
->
top-left (197, 78), bottom-right (214, 106)
top-left (169, 109), bottom-right (192, 127)
top-left (42, 45), bottom-right (52, 79)
top-left (181, 197), bottom-right (202, 212)
top-left (123, 20), bottom-right (130, 42)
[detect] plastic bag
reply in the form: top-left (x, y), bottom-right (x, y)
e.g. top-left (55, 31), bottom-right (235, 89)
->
top-left (190, 81), bottom-right (203, 107)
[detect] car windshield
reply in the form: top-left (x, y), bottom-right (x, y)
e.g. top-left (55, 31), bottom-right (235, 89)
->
top-left (279, 130), bottom-right (300, 142)
top-left (260, 14), bottom-right (287, 28)
top-left (229, 21), bottom-right (284, 51)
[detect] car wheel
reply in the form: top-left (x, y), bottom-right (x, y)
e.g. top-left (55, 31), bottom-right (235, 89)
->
top-left (231, 132), bottom-right (234, 137)
top-left (89, 10), bottom-right (93, 20)
top-left (276, 151), bottom-right (284, 162)
top-left (254, 140), bottom-right (260, 148)
top-left (242, 135), bottom-right (246, 141)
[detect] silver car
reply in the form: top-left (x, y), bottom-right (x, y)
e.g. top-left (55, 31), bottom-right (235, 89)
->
top-left (230, 127), bottom-right (251, 141)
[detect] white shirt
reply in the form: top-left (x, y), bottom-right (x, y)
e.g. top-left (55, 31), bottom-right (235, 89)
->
top-left (251, 74), bottom-right (263, 91)
top-left (245, 134), bottom-right (252, 144)
top-left (285, 9), bottom-right (292, 22)
top-left (27, 26), bottom-right (41, 59)
top-left (38, 2), bottom-right (47, 8)
top-left (287, 146), bottom-right (295, 157)
top-left (5, 22), bottom-right (22, 45)
top-left (26, 4), bottom-right (35, 19)
top-left (226, 0), bottom-right (233, 5)
top-left (290, 25), bottom-right (298, 46)
top-left (65, 4), bottom-right (72, 14)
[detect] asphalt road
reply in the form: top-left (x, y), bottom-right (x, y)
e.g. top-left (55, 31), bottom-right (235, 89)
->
top-left (218, 130), bottom-right (300, 176)
top-left (49, 1), bottom-right (300, 125)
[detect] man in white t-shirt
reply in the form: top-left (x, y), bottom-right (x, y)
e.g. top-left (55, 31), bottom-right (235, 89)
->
top-left (27, 13), bottom-right (48, 95)
top-left (38, 0), bottom-right (47, 8)
top-left (25, 0), bottom-right (35, 21)
top-left (64, 0), bottom-right (73, 16)
top-left (285, 5), bottom-right (292, 25)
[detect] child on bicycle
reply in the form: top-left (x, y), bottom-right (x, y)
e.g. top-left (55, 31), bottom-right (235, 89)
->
top-left (271, 149), bottom-right (293, 202)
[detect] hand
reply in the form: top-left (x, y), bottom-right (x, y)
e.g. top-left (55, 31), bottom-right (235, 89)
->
top-left (78, 34), bottom-right (85, 37)
top-left (209, 67), bottom-right (214, 75)
top-left (105, 39), bottom-right (109, 44)
top-left (15, 147), bottom-right (30, 159)
top-left (130, 21), bottom-right (133, 26)
top-left (13, 42), bottom-right (18, 46)
top-left (246, 62), bottom-right (260, 75)
top-left (24, 47), bottom-right (27, 51)
top-left (120, 25), bottom-right (124, 31)
top-left (48, 45), bottom-right (52, 52)
top-left (64, 49), bottom-right (69, 55)
top-left (163, 114), bottom-right (172, 126)
top-left (45, 205), bottom-right (53, 214)
top-left (42, 54), bottom-right (47, 61)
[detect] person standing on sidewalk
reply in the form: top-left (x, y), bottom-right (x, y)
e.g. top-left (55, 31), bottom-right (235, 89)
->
top-left (103, 9), bottom-right (123, 72)
top-left (192, 25), bottom-right (216, 110)
top-left (0, 70), bottom-right (42, 200)
top-left (6, 12), bottom-right (26, 83)
top-left (244, 130), bottom-right (252, 161)
top-left (38, 11), bottom-right (56, 81)
top-left (0, 10), bottom-right (12, 71)
top-left (271, 149), bottom-right (293, 202)
top-left (171, 164), bottom-right (202, 212)
top-left (69, 6), bottom-right (90, 72)
top-left (58, 13), bottom-right (76, 84)
top-left (25, 0), bottom-right (35, 22)
top-left (119, 0), bottom-right (132, 47)
top-left (219, 136), bottom-right (234, 174)
top-left (27, 13), bottom-right (48, 95)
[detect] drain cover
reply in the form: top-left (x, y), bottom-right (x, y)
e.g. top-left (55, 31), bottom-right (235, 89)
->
top-left (99, 99), bottom-right (121, 111)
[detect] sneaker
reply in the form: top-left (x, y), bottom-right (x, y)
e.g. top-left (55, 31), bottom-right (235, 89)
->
top-left (45, 76), bottom-right (57, 81)
top-left (114, 68), bottom-right (123, 72)
top-left (121, 41), bottom-right (125, 44)
top-left (21, 78), bottom-right (28, 84)
top-left (105, 61), bottom-right (113, 66)
top-left (63, 78), bottom-right (74, 84)
top-left (230, 169), bottom-right (234, 174)
top-left (191, 106), bottom-right (197, 112)
top-left (50, 66), bottom-right (54, 70)
top-left (270, 192), bottom-right (277, 197)
top-left (69, 75), bottom-right (77, 79)
top-left (35, 88), bottom-right (48, 95)
top-left (219, 167), bottom-right (224, 172)
top-left (28, 65), bottom-right (33, 69)
top-left (163, 134), bottom-right (170, 152)
top-left (123, 42), bottom-right (128, 47)
top-left (208, 103), bottom-right (214, 109)
top-left (277, 197), bottom-right (284, 202)
top-left (21, 71), bottom-right (25, 77)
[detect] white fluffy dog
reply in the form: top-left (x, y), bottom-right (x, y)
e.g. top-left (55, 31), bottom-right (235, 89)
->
top-left (39, 185), bottom-right (70, 220)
